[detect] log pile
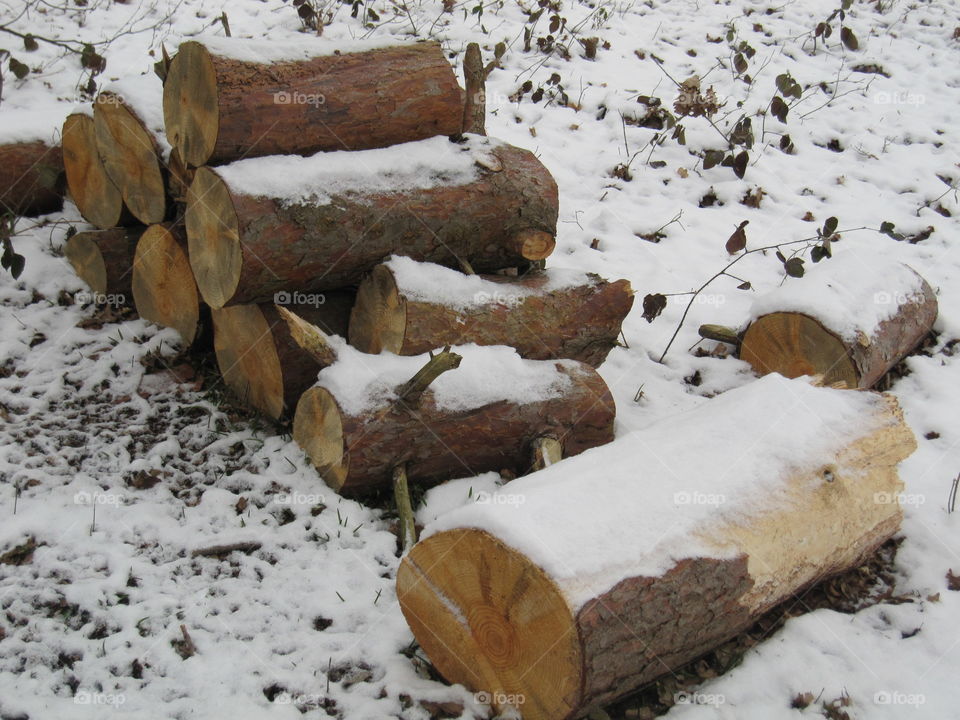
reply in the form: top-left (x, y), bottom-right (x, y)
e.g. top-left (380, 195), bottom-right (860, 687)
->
top-left (0, 110), bottom-right (66, 217)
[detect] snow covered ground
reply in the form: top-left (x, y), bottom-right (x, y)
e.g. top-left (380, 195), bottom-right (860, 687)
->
top-left (2, 0), bottom-right (959, 717)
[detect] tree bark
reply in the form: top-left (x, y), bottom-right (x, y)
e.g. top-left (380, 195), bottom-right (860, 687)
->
top-left (185, 137), bottom-right (558, 309)
top-left (64, 227), bottom-right (144, 302)
top-left (349, 261), bottom-right (633, 367)
top-left (397, 390), bottom-right (916, 720)
top-left (131, 224), bottom-right (200, 345)
top-left (211, 294), bottom-right (354, 419)
top-left (61, 112), bottom-right (129, 229)
top-left (740, 268), bottom-right (937, 389)
top-left (0, 140), bottom-right (64, 217)
top-left (163, 39), bottom-right (464, 168)
top-left (292, 357), bottom-right (614, 493)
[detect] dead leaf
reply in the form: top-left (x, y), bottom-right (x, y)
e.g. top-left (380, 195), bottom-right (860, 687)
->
top-left (725, 221), bottom-right (749, 254)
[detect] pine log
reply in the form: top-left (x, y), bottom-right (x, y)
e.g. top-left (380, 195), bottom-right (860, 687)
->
top-left (162, 38), bottom-right (463, 168)
top-left (64, 227), bottom-right (144, 302)
top-left (0, 140), bottom-right (64, 217)
top-left (93, 76), bottom-right (169, 225)
top-left (131, 224), bottom-right (200, 345)
top-left (292, 345), bottom-right (615, 492)
top-left (397, 376), bottom-right (916, 720)
top-left (62, 111), bottom-right (128, 228)
top-left (740, 258), bottom-right (937, 388)
top-left (185, 135), bottom-right (558, 309)
top-left (349, 257), bottom-right (633, 366)
top-left (211, 294), bottom-right (354, 419)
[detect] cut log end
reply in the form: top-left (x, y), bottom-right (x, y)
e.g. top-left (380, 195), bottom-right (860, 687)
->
top-left (162, 41), bottom-right (219, 168)
top-left (64, 233), bottom-right (110, 296)
top-left (349, 264), bottom-right (406, 354)
top-left (186, 167), bottom-right (241, 309)
top-left (132, 225), bottom-right (200, 345)
top-left (740, 313), bottom-right (859, 389)
top-left (513, 229), bottom-right (556, 261)
top-left (62, 113), bottom-right (124, 229)
top-left (275, 305), bottom-right (339, 367)
top-left (292, 387), bottom-right (348, 488)
top-left (398, 528), bottom-right (581, 720)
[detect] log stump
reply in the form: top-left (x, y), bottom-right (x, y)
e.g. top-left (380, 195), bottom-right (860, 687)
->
top-left (349, 257), bottom-right (633, 366)
top-left (162, 38), bottom-right (463, 168)
top-left (131, 224), bottom-right (200, 344)
top-left (397, 376), bottom-right (916, 719)
top-left (64, 227), bottom-right (143, 302)
top-left (62, 111), bottom-right (128, 229)
top-left (185, 136), bottom-right (558, 308)
top-left (0, 140), bottom-right (63, 217)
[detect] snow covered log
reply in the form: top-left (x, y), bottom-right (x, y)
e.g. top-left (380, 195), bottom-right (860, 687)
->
top-left (64, 226), bottom-right (143, 302)
top-left (162, 38), bottom-right (463, 168)
top-left (185, 135), bottom-right (558, 309)
top-left (0, 132), bottom-right (63, 217)
top-left (131, 224), bottom-right (200, 345)
top-left (349, 257), bottom-right (633, 366)
top-left (397, 375), bottom-right (916, 720)
top-left (93, 76), bottom-right (169, 225)
top-left (211, 294), bottom-right (354, 419)
top-left (740, 257), bottom-right (937, 389)
top-left (62, 110), bottom-right (130, 229)
top-left (292, 344), bottom-right (615, 493)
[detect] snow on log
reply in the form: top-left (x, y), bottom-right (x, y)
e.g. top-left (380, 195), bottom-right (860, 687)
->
top-left (64, 226), bottom-right (144, 303)
top-left (93, 75), bottom-right (170, 225)
top-left (349, 256), bottom-right (633, 366)
top-left (184, 135), bottom-right (558, 309)
top-left (397, 375), bottom-right (916, 720)
top-left (292, 343), bottom-right (615, 493)
top-left (62, 109), bottom-right (129, 229)
top-left (162, 38), bottom-right (463, 168)
top-left (740, 255), bottom-right (937, 388)
top-left (211, 293), bottom-right (354, 419)
top-left (131, 224), bottom-right (200, 345)
top-left (0, 109), bottom-right (65, 216)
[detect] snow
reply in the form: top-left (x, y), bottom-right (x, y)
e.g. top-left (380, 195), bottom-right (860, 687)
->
top-left (745, 252), bottom-right (930, 343)
top-left (316, 341), bottom-right (577, 416)
top-left (3, 0), bottom-right (960, 717)
top-left (423, 374), bottom-right (891, 610)
top-left (215, 135), bottom-right (493, 205)
top-left (191, 35), bottom-right (410, 63)
top-left (0, 107), bottom-right (68, 145)
top-left (385, 255), bottom-right (590, 310)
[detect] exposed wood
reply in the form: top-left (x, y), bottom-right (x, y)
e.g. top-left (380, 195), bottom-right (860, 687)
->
top-left (166, 146), bottom-right (195, 203)
top-left (397, 391), bottom-right (916, 720)
top-left (93, 87), bottom-right (167, 224)
top-left (0, 140), bottom-right (64, 217)
top-left (349, 262), bottom-right (633, 366)
top-left (698, 323), bottom-right (740, 346)
top-left (274, 305), bottom-right (339, 367)
top-left (461, 43), bottom-right (487, 135)
top-left (212, 294), bottom-right (354, 419)
top-left (530, 436), bottom-right (562, 470)
top-left (163, 39), bottom-right (464, 167)
top-left (740, 270), bottom-right (937, 388)
top-left (64, 227), bottom-right (144, 301)
top-left (292, 359), bottom-right (615, 492)
top-left (131, 224), bottom-right (200, 345)
top-left (394, 348), bottom-right (462, 409)
top-left (393, 463), bottom-right (417, 554)
top-left (61, 112), bottom-right (128, 228)
top-left (185, 139), bottom-right (558, 308)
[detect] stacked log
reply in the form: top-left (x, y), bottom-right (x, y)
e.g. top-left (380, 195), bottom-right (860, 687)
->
top-left (62, 109), bottom-right (130, 229)
top-left (397, 375), bottom-right (917, 719)
top-left (0, 109), bottom-right (65, 217)
top-left (131, 224), bottom-right (201, 344)
top-left (64, 227), bottom-right (143, 303)
top-left (349, 256), bottom-right (633, 366)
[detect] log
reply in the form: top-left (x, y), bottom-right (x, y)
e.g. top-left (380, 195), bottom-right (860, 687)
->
top-left (61, 110), bottom-right (128, 229)
top-left (64, 227), bottom-right (144, 303)
top-left (185, 135), bottom-right (558, 309)
top-left (211, 293), bottom-right (354, 419)
top-left (162, 38), bottom-right (463, 168)
top-left (349, 257), bottom-right (633, 366)
top-left (397, 375), bottom-right (917, 720)
top-left (0, 140), bottom-right (63, 217)
top-left (131, 224), bottom-right (200, 345)
top-left (739, 257), bottom-right (937, 388)
top-left (93, 75), bottom-right (169, 225)
top-left (292, 344), bottom-right (615, 492)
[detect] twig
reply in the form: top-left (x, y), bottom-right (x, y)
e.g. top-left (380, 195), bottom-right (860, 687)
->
top-left (191, 541), bottom-right (262, 558)
top-left (394, 348), bottom-right (462, 409)
top-left (392, 463), bottom-right (417, 554)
